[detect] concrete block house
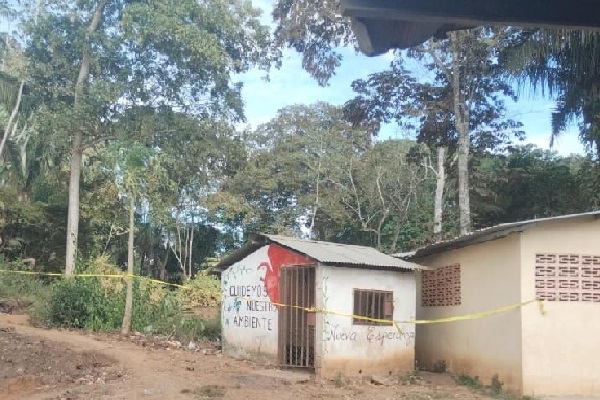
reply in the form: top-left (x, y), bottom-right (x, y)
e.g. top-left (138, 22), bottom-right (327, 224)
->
top-left (402, 211), bottom-right (600, 397)
top-left (215, 234), bottom-right (423, 378)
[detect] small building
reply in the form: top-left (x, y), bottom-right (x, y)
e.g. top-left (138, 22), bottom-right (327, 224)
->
top-left (402, 211), bottom-right (600, 397)
top-left (215, 234), bottom-right (423, 378)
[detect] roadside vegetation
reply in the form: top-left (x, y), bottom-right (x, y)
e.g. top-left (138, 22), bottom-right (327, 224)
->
top-left (0, 257), bottom-right (221, 343)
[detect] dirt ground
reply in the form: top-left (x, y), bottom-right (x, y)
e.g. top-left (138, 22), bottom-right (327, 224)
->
top-left (0, 314), bottom-right (493, 400)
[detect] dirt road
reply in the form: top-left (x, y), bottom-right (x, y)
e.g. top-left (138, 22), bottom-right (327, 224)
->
top-left (0, 314), bottom-right (490, 400)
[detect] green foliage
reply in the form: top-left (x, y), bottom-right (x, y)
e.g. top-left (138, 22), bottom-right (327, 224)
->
top-left (180, 274), bottom-right (221, 308)
top-left (0, 259), bottom-right (53, 309)
top-left (490, 374), bottom-right (504, 396)
top-left (456, 374), bottom-right (481, 388)
top-left (333, 371), bottom-right (345, 388)
top-left (399, 370), bottom-right (421, 385)
top-left (0, 186), bottom-right (66, 266)
top-left (192, 384), bottom-right (227, 398)
top-left (502, 30), bottom-right (600, 155)
top-left (273, 0), bottom-right (352, 85)
top-left (22, 260), bottom-right (221, 341)
top-left (473, 145), bottom-right (600, 228)
top-left (43, 276), bottom-right (125, 331)
top-left (165, 314), bottom-right (221, 343)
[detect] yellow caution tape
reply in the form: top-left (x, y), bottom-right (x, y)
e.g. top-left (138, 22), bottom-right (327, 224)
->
top-left (0, 269), bottom-right (547, 325)
top-left (0, 269), bottom-right (187, 288)
top-left (232, 296), bottom-right (546, 325)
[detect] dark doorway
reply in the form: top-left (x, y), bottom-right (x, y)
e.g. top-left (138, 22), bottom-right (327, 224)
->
top-left (278, 265), bottom-right (316, 368)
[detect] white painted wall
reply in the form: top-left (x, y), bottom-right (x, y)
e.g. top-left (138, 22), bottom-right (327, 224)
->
top-left (520, 217), bottom-right (600, 396)
top-left (221, 246), bottom-right (279, 363)
top-left (319, 265), bottom-right (416, 377)
top-left (414, 234), bottom-right (524, 393)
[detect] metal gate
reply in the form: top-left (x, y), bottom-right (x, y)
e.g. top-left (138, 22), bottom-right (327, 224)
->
top-left (278, 265), bottom-right (316, 368)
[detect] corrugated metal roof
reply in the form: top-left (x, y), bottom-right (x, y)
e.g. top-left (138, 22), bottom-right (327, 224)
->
top-left (215, 234), bottom-right (425, 272)
top-left (397, 211), bottom-right (600, 260)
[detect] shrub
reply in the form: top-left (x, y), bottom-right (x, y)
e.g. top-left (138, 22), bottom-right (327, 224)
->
top-left (179, 273), bottom-right (221, 308)
top-left (44, 276), bottom-right (125, 330)
top-left (0, 259), bottom-right (53, 312)
top-left (1, 257), bottom-right (221, 342)
top-left (158, 314), bottom-right (221, 342)
top-left (456, 374), bottom-right (481, 388)
top-left (37, 259), bottom-right (220, 341)
top-left (490, 374), bottom-right (504, 395)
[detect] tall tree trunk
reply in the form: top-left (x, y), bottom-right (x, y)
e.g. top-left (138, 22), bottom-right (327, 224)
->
top-left (0, 79), bottom-right (24, 161)
top-left (433, 146), bottom-right (447, 242)
top-left (121, 198), bottom-right (135, 335)
top-left (188, 220), bottom-right (194, 278)
top-left (159, 251), bottom-right (169, 281)
top-left (65, 0), bottom-right (109, 276)
top-left (65, 130), bottom-right (83, 275)
top-left (450, 32), bottom-right (472, 236)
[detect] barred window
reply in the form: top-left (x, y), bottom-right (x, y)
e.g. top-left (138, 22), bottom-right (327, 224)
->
top-left (422, 264), bottom-right (461, 307)
top-left (353, 289), bottom-right (393, 326)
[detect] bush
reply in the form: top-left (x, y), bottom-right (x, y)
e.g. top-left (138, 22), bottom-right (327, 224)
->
top-left (43, 276), bottom-right (125, 330)
top-left (36, 259), bottom-right (220, 341)
top-left (0, 259), bottom-right (53, 312)
top-left (456, 374), bottom-right (481, 388)
top-left (179, 273), bottom-right (221, 308)
top-left (1, 257), bottom-right (221, 342)
top-left (490, 374), bottom-right (504, 395)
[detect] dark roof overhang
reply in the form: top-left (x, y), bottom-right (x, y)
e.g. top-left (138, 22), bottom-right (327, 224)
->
top-left (341, 0), bottom-right (600, 55)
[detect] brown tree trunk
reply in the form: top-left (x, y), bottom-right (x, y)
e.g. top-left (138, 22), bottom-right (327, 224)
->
top-left (450, 32), bottom-right (472, 236)
top-left (121, 198), bottom-right (135, 335)
top-left (159, 251), bottom-right (169, 281)
top-left (65, 0), bottom-right (109, 276)
top-left (433, 146), bottom-right (447, 242)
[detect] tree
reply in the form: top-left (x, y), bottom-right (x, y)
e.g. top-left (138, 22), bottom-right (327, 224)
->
top-left (331, 139), bottom-right (433, 251)
top-left (345, 30), bottom-right (524, 235)
top-left (93, 141), bottom-right (165, 334)
top-left (502, 30), bottom-right (600, 156)
top-left (23, 0), bottom-right (273, 275)
top-left (475, 145), bottom-right (598, 225)
top-left (220, 102), bottom-right (437, 251)
top-left (273, 2), bottom-right (525, 235)
top-left (219, 103), bottom-right (372, 240)
top-left (273, 0), bottom-right (354, 86)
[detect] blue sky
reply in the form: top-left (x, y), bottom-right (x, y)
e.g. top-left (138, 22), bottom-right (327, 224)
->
top-left (238, 1), bottom-right (586, 156)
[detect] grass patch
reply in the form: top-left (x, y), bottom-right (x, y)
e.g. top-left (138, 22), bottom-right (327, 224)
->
top-left (456, 373), bottom-right (537, 400)
top-left (192, 385), bottom-right (227, 398)
top-left (456, 374), bottom-right (481, 388)
top-left (0, 260), bottom-right (53, 313)
top-left (333, 371), bottom-right (345, 388)
top-left (399, 370), bottom-right (421, 385)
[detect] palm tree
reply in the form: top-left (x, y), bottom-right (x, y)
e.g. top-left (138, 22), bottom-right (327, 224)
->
top-left (502, 30), bottom-right (600, 156)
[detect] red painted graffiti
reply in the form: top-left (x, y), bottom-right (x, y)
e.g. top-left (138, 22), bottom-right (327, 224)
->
top-left (257, 244), bottom-right (313, 304)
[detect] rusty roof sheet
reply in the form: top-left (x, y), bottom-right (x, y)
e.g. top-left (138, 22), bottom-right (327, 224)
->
top-left (215, 234), bottom-right (425, 272)
top-left (396, 211), bottom-right (600, 260)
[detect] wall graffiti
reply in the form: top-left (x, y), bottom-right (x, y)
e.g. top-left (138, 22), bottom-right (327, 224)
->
top-left (256, 244), bottom-right (313, 303)
top-left (222, 244), bottom-right (313, 332)
top-left (232, 315), bottom-right (273, 331)
top-left (324, 321), bottom-right (414, 346)
top-left (325, 323), bottom-right (358, 342)
top-left (228, 284), bottom-right (269, 299)
top-left (367, 327), bottom-right (415, 347)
